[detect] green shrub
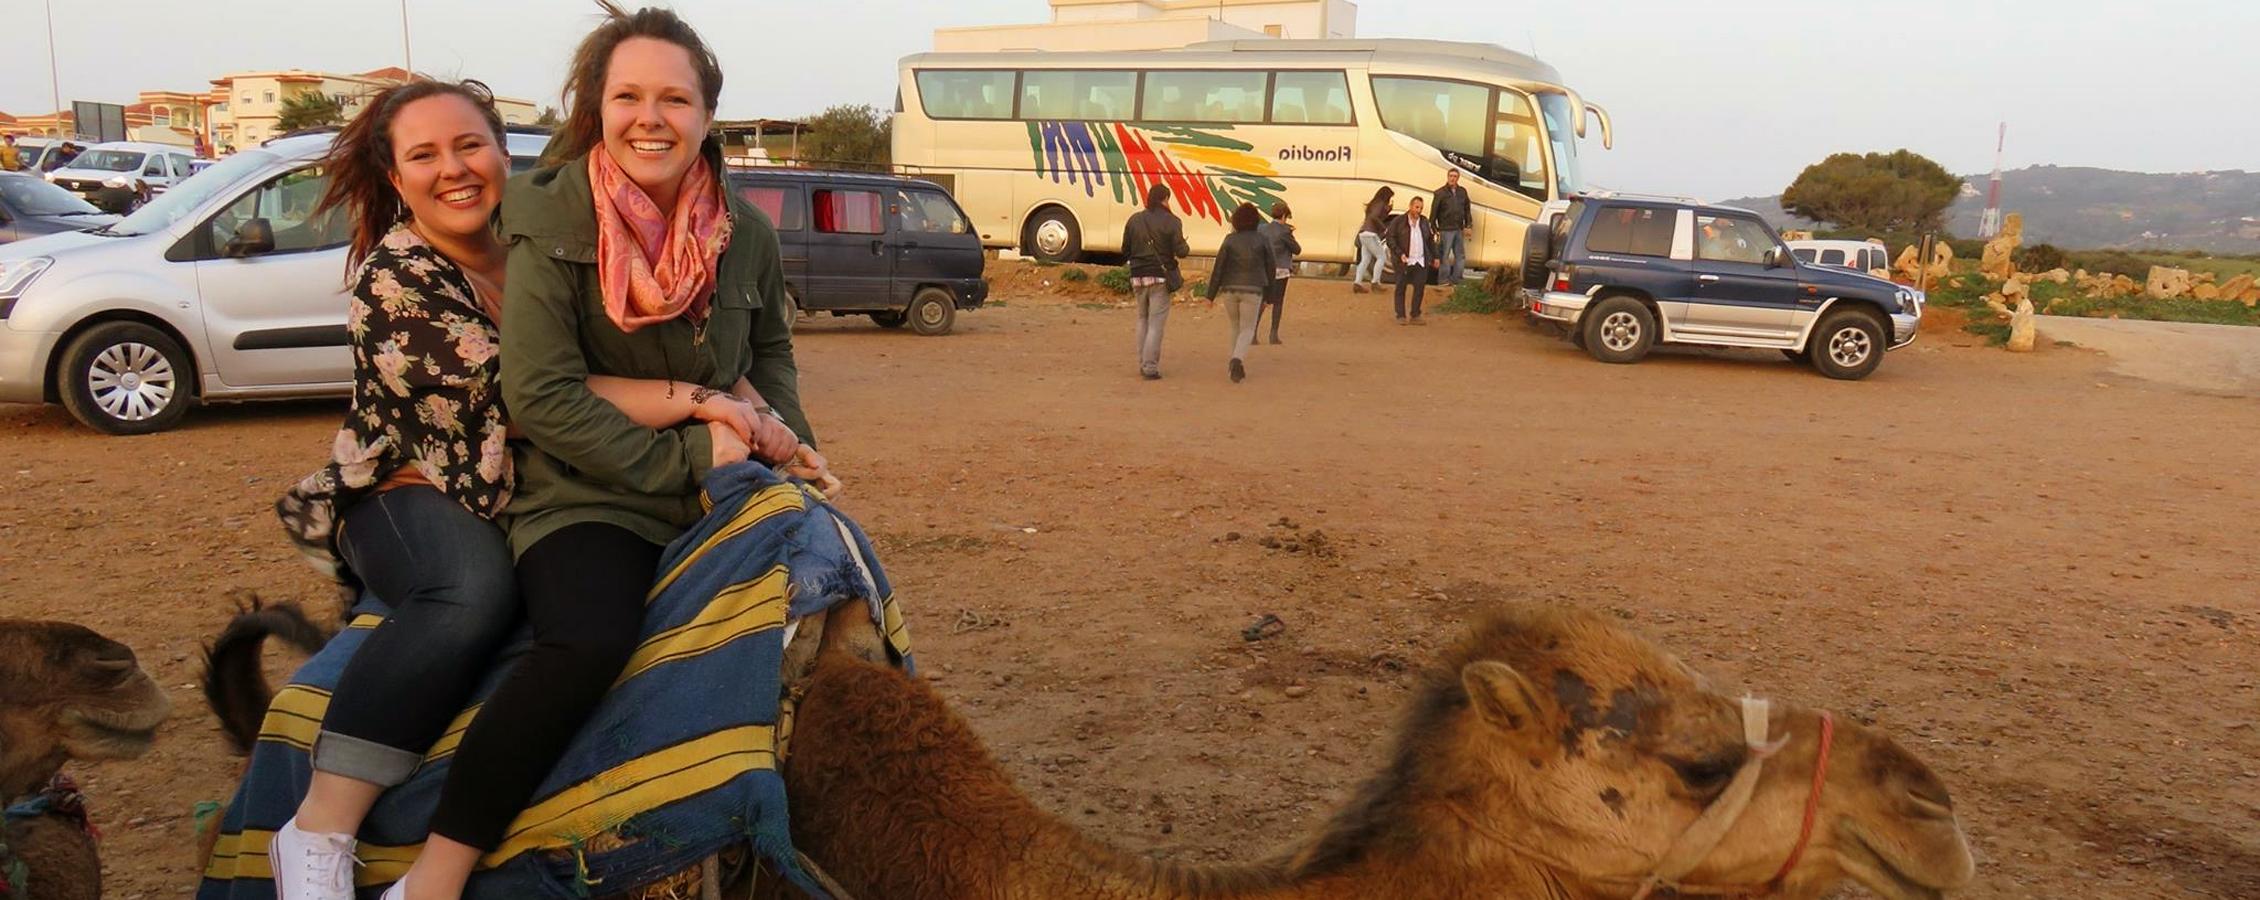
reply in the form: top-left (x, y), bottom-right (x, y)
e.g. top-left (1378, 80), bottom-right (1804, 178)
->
top-left (2015, 243), bottom-right (2067, 273)
top-left (1060, 267), bottom-right (1090, 282)
top-left (1096, 267), bottom-right (1131, 295)
top-left (1189, 278), bottom-right (1209, 297)
top-left (1438, 280), bottom-right (1509, 314)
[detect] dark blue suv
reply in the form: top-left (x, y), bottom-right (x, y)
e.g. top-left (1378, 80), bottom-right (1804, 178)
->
top-left (1523, 194), bottom-right (1922, 379)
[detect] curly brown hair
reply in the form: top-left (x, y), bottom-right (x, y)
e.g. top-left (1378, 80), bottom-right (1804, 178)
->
top-left (314, 78), bottom-right (506, 273)
top-left (544, 1), bottom-right (725, 166)
top-left (1230, 202), bottom-right (1261, 231)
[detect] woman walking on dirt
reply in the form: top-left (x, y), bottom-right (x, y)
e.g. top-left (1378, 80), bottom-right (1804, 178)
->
top-left (1352, 186), bottom-right (1393, 293)
top-left (265, 72), bottom-right (810, 900)
top-left (1123, 183), bottom-right (1189, 379)
top-left (1251, 201), bottom-right (1300, 344)
top-left (1208, 202), bottom-right (1278, 383)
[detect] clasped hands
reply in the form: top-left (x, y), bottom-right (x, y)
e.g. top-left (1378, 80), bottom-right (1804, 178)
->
top-left (695, 392), bottom-right (842, 495)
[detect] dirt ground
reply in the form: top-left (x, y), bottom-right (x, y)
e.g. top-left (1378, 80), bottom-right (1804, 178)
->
top-left (4, 262), bottom-right (2257, 899)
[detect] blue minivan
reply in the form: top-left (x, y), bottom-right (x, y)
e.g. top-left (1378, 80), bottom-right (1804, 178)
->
top-left (725, 169), bottom-right (987, 335)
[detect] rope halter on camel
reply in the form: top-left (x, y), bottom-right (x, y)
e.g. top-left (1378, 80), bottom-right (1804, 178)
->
top-left (1628, 696), bottom-right (1837, 900)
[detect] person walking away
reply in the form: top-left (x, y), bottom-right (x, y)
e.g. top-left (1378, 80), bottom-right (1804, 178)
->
top-left (1386, 195), bottom-right (1439, 324)
top-left (1252, 201), bottom-right (1299, 344)
top-left (1351, 186), bottom-right (1393, 293)
top-left (1208, 202), bottom-right (1276, 382)
top-left (0, 135), bottom-right (21, 172)
top-left (1122, 183), bottom-right (1188, 379)
top-left (1433, 169), bottom-right (1472, 284)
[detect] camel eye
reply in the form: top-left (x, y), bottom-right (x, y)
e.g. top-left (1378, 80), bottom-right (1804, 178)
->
top-left (1668, 754), bottom-right (1740, 795)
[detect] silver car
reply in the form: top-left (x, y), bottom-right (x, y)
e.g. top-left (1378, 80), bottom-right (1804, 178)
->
top-left (0, 130), bottom-right (548, 434)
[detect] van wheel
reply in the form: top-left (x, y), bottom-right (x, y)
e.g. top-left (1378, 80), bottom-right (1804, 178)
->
top-left (1808, 309), bottom-right (1885, 380)
top-left (871, 311), bottom-right (907, 329)
top-left (1581, 296), bottom-right (1654, 364)
top-left (1025, 207), bottom-right (1081, 264)
top-left (907, 287), bottom-right (957, 336)
top-left (58, 321), bottom-right (192, 435)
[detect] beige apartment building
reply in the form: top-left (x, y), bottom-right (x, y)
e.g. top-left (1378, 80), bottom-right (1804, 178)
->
top-left (936, 0), bottom-right (1357, 52)
top-left (206, 67), bottom-right (538, 153)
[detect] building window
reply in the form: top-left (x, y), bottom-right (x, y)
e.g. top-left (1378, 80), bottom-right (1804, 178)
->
top-left (1018, 70), bottom-right (1136, 121)
top-left (242, 94), bottom-right (253, 105)
top-left (915, 70), bottom-right (1017, 120)
top-left (1141, 70), bottom-right (1268, 123)
top-left (264, 91), bottom-right (275, 103)
top-left (1270, 71), bottom-right (1352, 124)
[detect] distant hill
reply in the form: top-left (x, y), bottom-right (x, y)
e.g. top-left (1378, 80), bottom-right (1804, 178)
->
top-left (1721, 165), bottom-right (2260, 254)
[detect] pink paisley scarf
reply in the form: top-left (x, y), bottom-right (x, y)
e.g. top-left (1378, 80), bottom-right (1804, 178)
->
top-left (588, 148), bottom-right (733, 333)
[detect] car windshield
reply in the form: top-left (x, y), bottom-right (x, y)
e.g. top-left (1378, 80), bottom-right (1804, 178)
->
top-left (0, 174), bottom-right (104, 216)
top-left (1535, 94), bottom-right (1585, 197)
top-left (103, 150), bottom-right (278, 237)
top-left (69, 149), bottom-right (146, 173)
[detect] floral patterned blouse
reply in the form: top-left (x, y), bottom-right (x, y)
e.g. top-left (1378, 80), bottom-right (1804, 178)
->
top-left (276, 223), bottom-right (511, 581)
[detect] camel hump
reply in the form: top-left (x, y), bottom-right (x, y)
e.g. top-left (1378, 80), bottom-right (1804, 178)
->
top-left (201, 597), bottom-right (333, 756)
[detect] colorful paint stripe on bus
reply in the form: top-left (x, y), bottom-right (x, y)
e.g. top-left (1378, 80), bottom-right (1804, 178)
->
top-left (1028, 120), bottom-right (1287, 225)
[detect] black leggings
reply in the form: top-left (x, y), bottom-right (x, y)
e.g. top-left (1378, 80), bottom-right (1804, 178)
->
top-left (1252, 277), bottom-right (1287, 337)
top-left (426, 522), bottom-right (660, 851)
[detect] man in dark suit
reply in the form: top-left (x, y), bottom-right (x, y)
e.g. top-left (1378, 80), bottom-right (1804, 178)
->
top-left (1385, 195), bottom-right (1440, 324)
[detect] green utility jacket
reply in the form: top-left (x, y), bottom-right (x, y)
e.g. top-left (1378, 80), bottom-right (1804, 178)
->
top-left (497, 140), bottom-right (813, 558)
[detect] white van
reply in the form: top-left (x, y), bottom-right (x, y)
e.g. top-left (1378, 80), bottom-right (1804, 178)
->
top-left (44, 141), bottom-right (199, 213)
top-left (1787, 239), bottom-right (1891, 275)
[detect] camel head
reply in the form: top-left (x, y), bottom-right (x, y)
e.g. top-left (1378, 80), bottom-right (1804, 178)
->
top-left (0, 619), bottom-right (172, 798)
top-left (1300, 606), bottom-right (1975, 900)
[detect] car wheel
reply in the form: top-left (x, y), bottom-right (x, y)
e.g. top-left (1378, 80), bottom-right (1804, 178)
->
top-left (871, 311), bottom-right (907, 329)
top-left (906, 287), bottom-right (957, 336)
top-left (1024, 207), bottom-right (1082, 264)
top-left (57, 321), bottom-right (192, 435)
top-left (1808, 309), bottom-right (1886, 380)
top-left (1581, 296), bottom-right (1654, 364)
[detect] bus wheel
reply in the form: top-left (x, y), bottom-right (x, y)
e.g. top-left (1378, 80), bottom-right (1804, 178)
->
top-left (1025, 207), bottom-right (1081, 264)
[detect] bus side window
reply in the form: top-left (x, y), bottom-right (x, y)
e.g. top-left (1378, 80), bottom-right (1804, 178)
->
top-left (1272, 71), bottom-right (1350, 125)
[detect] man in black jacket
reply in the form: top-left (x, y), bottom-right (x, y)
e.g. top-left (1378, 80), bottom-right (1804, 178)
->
top-left (1385, 195), bottom-right (1440, 324)
top-left (1433, 169), bottom-right (1472, 284)
top-left (1121, 184), bottom-right (1190, 379)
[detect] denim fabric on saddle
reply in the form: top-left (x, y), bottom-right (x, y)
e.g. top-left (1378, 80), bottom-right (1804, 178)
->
top-left (198, 463), bottom-right (912, 900)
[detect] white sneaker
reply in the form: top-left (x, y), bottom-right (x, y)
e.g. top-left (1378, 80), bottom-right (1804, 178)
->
top-left (270, 817), bottom-right (357, 900)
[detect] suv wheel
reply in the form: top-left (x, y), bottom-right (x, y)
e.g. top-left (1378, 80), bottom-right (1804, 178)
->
top-left (1581, 296), bottom-right (1655, 364)
top-left (907, 287), bottom-right (957, 336)
top-left (1808, 309), bottom-right (1885, 380)
top-left (58, 321), bottom-right (192, 434)
top-left (1025, 207), bottom-right (1082, 264)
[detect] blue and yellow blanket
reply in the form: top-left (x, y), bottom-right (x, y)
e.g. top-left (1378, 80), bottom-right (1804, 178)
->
top-left (199, 463), bottom-right (912, 899)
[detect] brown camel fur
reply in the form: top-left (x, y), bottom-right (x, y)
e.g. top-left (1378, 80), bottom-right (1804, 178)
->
top-left (780, 605), bottom-right (1976, 900)
top-left (0, 619), bottom-right (173, 900)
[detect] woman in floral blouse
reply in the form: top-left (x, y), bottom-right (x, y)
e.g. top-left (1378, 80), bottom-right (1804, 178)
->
top-left (268, 77), bottom-right (778, 900)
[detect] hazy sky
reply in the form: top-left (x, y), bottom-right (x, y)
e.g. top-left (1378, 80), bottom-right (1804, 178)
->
top-left (5, 1), bottom-right (2253, 198)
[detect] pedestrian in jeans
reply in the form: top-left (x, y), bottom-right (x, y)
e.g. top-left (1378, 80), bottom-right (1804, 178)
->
top-left (1208, 202), bottom-right (1277, 383)
top-left (1351, 185), bottom-right (1394, 293)
top-left (1122, 183), bottom-right (1188, 380)
top-left (1386, 195), bottom-right (1440, 324)
top-left (1252, 201), bottom-right (1299, 345)
top-left (1433, 169), bottom-right (1472, 284)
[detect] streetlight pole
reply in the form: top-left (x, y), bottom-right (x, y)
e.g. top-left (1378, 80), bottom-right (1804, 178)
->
top-left (45, 0), bottom-right (65, 136)
top-left (400, 0), bottom-right (414, 73)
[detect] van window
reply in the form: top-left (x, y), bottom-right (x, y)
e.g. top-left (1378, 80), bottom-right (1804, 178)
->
top-left (916, 70), bottom-right (1017, 120)
top-left (738, 184), bottom-right (807, 231)
top-left (1019, 70), bottom-right (1137, 120)
top-left (1271, 71), bottom-right (1351, 124)
top-left (205, 166), bottom-right (349, 255)
top-left (812, 188), bottom-right (884, 235)
top-left (144, 156), bottom-right (166, 176)
top-left (1819, 249), bottom-right (1846, 266)
top-left (1793, 248), bottom-right (1817, 262)
top-left (898, 189), bottom-right (968, 235)
top-left (1584, 206), bottom-right (1673, 257)
top-left (1141, 70), bottom-right (1268, 123)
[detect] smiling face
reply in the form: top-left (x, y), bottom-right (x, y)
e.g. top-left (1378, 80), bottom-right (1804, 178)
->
top-left (385, 94), bottom-right (507, 244)
top-left (600, 36), bottom-right (713, 209)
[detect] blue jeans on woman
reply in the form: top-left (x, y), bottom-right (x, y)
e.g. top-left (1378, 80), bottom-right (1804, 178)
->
top-left (1354, 231), bottom-right (1387, 285)
top-left (315, 485), bottom-right (519, 787)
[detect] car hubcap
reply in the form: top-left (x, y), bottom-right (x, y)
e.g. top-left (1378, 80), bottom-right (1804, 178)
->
top-left (1033, 219), bottom-right (1070, 257)
top-left (1828, 328), bottom-right (1872, 368)
top-left (919, 301), bottom-right (946, 327)
top-left (89, 342), bottom-right (175, 422)
top-left (1600, 311), bottom-right (1641, 352)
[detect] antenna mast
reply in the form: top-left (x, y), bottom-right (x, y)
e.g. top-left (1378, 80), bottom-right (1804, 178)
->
top-left (1978, 122), bottom-right (2006, 238)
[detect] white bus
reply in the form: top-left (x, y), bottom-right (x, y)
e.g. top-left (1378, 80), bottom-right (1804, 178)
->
top-left (891, 39), bottom-right (1612, 269)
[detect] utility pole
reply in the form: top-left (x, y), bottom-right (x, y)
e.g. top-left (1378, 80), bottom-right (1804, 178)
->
top-left (45, 0), bottom-right (65, 136)
top-left (400, 0), bottom-right (414, 73)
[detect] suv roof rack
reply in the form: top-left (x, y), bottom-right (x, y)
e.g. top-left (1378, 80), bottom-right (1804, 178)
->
top-left (1575, 189), bottom-right (1707, 206)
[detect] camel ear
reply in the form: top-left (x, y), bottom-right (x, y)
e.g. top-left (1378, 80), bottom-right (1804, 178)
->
top-left (1462, 660), bottom-right (1543, 735)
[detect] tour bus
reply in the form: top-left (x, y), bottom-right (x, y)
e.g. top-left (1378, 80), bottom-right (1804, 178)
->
top-left (891, 39), bottom-right (1612, 268)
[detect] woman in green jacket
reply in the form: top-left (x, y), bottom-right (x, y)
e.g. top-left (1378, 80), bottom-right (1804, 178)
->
top-left (380, 5), bottom-right (829, 898)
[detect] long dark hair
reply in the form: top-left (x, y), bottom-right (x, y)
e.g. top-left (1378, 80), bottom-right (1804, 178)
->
top-left (1368, 185), bottom-right (1395, 208)
top-left (545, 1), bottom-right (725, 166)
top-left (315, 78), bottom-right (506, 272)
top-left (1144, 183), bottom-right (1172, 212)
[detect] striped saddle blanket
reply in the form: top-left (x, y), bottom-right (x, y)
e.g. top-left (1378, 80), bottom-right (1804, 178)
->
top-left (198, 463), bottom-right (913, 899)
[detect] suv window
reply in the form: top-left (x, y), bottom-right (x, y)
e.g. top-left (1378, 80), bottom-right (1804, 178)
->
top-left (205, 166), bottom-right (349, 255)
top-left (898, 189), bottom-right (968, 235)
top-left (1819, 248), bottom-right (1846, 266)
top-left (737, 184), bottom-right (807, 231)
top-left (1694, 215), bottom-right (1775, 265)
top-left (1584, 205), bottom-right (1673, 257)
top-left (812, 188), bottom-right (884, 235)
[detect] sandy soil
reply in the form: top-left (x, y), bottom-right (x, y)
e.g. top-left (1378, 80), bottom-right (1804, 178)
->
top-left (4, 263), bottom-right (2257, 899)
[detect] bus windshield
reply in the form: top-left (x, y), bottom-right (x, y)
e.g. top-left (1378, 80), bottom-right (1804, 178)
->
top-left (1372, 76), bottom-right (1552, 201)
top-left (1536, 93), bottom-right (1585, 197)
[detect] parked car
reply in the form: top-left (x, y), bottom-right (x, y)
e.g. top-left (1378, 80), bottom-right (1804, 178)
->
top-left (43, 141), bottom-right (199, 213)
top-left (0, 172), bottom-right (118, 244)
top-left (1788, 238), bottom-right (1891, 274)
top-left (0, 129), bottom-right (548, 434)
top-left (1522, 192), bottom-right (1921, 380)
top-left (16, 138), bottom-right (87, 176)
top-left (725, 168), bottom-right (987, 335)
